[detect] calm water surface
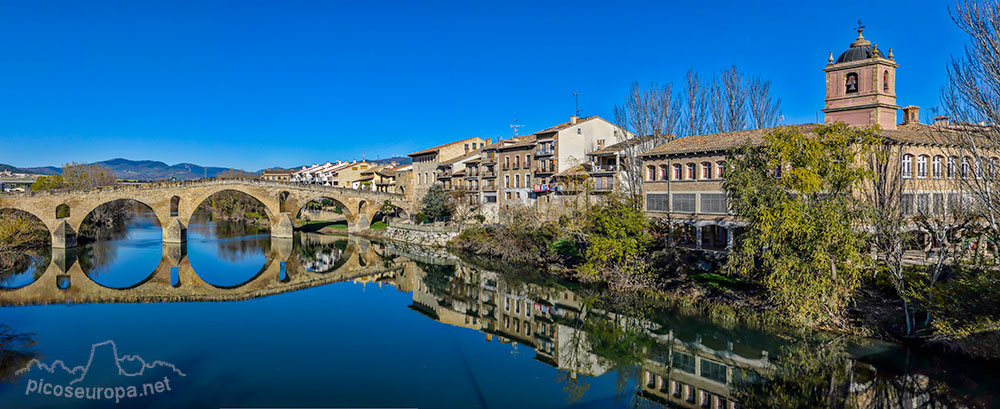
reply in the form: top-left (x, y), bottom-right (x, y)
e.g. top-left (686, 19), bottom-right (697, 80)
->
top-left (1, 214), bottom-right (997, 408)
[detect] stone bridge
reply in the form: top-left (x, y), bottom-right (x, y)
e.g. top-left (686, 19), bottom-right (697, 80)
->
top-left (0, 178), bottom-right (410, 248)
top-left (0, 236), bottom-right (404, 305)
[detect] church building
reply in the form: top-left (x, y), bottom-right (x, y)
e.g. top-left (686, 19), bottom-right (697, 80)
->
top-left (640, 27), bottom-right (976, 251)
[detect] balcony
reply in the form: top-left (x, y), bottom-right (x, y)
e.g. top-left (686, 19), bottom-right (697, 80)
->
top-left (590, 164), bottom-right (617, 173)
top-left (482, 184), bottom-right (497, 192)
top-left (535, 166), bottom-right (556, 175)
top-left (535, 147), bottom-right (555, 156)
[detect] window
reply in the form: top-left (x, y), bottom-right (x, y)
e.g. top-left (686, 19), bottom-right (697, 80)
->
top-left (701, 359), bottom-right (728, 384)
top-left (716, 161), bottom-right (726, 178)
top-left (647, 193), bottom-right (669, 212)
top-left (901, 154), bottom-right (913, 178)
top-left (672, 352), bottom-right (696, 374)
top-left (647, 165), bottom-right (656, 181)
top-left (514, 155), bottom-right (520, 169)
top-left (917, 155), bottom-right (927, 178)
top-left (845, 72), bottom-right (859, 93)
top-left (948, 156), bottom-right (957, 178)
top-left (700, 194), bottom-right (727, 214)
top-left (525, 174), bottom-right (531, 187)
top-left (525, 155), bottom-right (531, 168)
top-left (883, 70), bottom-right (890, 92)
top-left (514, 174), bottom-right (520, 188)
top-left (992, 158), bottom-right (999, 178)
top-left (672, 193), bottom-right (696, 213)
top-left (901, 193), bottom-right (915, 216)
top-left (701, 162), bottom-right (712, 179)
top-left (673, 164), bottom-right (683, 180)
top-left (504, 175), bottom-right (509, 188)
top-left (660, 165), bottom-right (669, 180)
top-left (933, 156), bottom-right (943, 178)
top-left (686, 163), bottom-right (696, 179)
top-left (961, 157), bottom-right (970, 178)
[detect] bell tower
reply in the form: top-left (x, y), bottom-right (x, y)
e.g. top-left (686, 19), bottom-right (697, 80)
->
top-left (822, 24), bottom-right (900, 130)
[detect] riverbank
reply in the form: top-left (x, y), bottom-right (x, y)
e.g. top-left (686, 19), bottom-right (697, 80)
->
top-left (445, 204), bottom-right (1000, 360)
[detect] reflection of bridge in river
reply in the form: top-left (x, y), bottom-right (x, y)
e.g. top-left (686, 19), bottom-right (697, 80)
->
top-left (0, 235), bottom-right (399, 306)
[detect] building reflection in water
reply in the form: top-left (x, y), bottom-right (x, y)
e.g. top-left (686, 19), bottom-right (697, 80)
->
top-left (371, 243), bottom-right (990, 409)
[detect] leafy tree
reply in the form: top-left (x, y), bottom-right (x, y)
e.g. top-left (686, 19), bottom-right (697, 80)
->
top-left (724, 124), bottom-right (878, 325)
top-left (421, 184), bottom-right (454, 222)
top-left (30, 163), bottom-right (117, 191)
top-left (30, 175), bottom-right (65, 191)
top-left (578, 196), bottom-right (651, 287)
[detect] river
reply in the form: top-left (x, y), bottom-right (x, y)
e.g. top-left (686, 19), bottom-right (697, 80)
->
top-left (0, 211), bottom-right (997, 408)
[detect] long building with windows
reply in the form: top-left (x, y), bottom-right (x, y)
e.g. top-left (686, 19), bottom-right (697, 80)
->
top-left (641, 27), bottom-right (975, 252)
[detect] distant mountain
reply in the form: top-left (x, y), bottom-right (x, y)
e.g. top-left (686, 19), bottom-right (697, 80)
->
top-left (372, 156), bottom-right (411, 165)
top-left (93, 158), bottom-right (234, 181)
top-left (12, 159), bottom-right (240, 181)
top-left (11, 156), bottom-right (412, 181)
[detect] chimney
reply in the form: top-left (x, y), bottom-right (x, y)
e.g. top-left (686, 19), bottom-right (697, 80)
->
top-left (933, 115), bottom-right (951, 127)
top-left (570, 115), bottom-right (578, 125)
top-left (901, 106), bottom-right (920, 125)
top-left (485, 138), bottom-right (492, 146)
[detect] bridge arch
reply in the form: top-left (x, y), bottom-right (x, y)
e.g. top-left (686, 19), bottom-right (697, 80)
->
top-left (292, 194), bottom-right (357, 228)
top-left (72, 197), bottom-right (164, 237)
top-left (184, 188), bottom-right (278, 231)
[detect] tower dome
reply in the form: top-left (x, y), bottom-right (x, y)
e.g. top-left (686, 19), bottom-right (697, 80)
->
top-left (835, 26), bottom-right (885, 63)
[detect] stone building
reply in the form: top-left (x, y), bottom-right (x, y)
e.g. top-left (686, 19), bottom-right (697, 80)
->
top-left (408, 137), bottom-right (488, 199)
top-left (260, 169), bottom-right (293, 182)
top-left (640, 27), bottom-right (976, 251)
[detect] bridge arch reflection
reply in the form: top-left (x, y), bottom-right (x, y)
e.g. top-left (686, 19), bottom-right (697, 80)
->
top-left (0, 236), bottom-right (393, 305)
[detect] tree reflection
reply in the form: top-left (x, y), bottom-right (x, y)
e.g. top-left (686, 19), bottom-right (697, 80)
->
top-left (731, 337), bottom-right (984, 409)
top-left (0, 325), bottom-right (37, 383)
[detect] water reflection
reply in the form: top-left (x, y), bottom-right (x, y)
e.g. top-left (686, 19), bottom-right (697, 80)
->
top-left (188, 211), bottom-right (272, 287)
top-left (1, 227), bottom-right (996, 408)
top-left (79, 213), bottom-right (162, 289)
top-left (390, 248), bottom-right (998, 408)
top-left (0, 249), bottom-right (50, 290)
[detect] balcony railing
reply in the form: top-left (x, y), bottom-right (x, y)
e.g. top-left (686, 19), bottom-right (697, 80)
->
top-left (591, 164), bottom-right (617, 172)
top-left (535, 147), bottom-right (555, 156)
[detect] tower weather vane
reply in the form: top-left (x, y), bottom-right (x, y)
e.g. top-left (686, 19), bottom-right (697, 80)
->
top-left (857, 19), bottom-right (865, 33)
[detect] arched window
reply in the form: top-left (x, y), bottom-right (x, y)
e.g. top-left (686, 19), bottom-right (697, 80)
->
top-left (992, 157), bottom-right (999, 178)
top-left (659, 165), bottom-right (669, 180)
top-left (883, 70), bottom-right (890, 92)
top-left (961, 157), bottom-right (971, 178)
top-left (948, 156), bottom-right (957, 178)
top-left (976, 158), bottom-right (983, 178)
top-left (932, 156), bottom-right (943, 178)
top-left (845, 72), bottom-right (859, 94)
top-left (55, 204), bottom-right (70, 219)
top-left (672, 164), bottom-right (683, 180)
top-left (686, 163), bottom-right (696, 180)
top-left (701, 162), bottom-right (712, 179)
top-left (716, 161), bottom-right (726, 178)
top-left (170, 196), bottom-right (180, 217)
top-left (901, 154), bottom-right (913, 178)
top-left (647, 165), bottom-right (656, 181)
top-left (916, 155), bottom-right (928, 178)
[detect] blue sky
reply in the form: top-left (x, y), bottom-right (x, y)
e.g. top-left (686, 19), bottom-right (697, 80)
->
top-left (0, 1), bottom-right (966, 170)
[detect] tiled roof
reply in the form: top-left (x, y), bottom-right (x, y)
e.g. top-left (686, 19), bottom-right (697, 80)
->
top-left (535, 116), bottom-right (601, 134)
top-left (588, 135), bottom-right (659, 156)
top-left (641, 122), bottom-right (989, 157)
top-left (641, 125), bottom-right (817, 157)
top-left (408, 137), bottom-right (483, 157)
top-left (499, 134), bottom-right (537, 150)
top-left (439, 151), bottom-right (481, 166)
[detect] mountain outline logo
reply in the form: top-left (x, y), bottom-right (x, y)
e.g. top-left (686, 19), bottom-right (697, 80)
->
top-left (15, 340), bottom-right (186, 385)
